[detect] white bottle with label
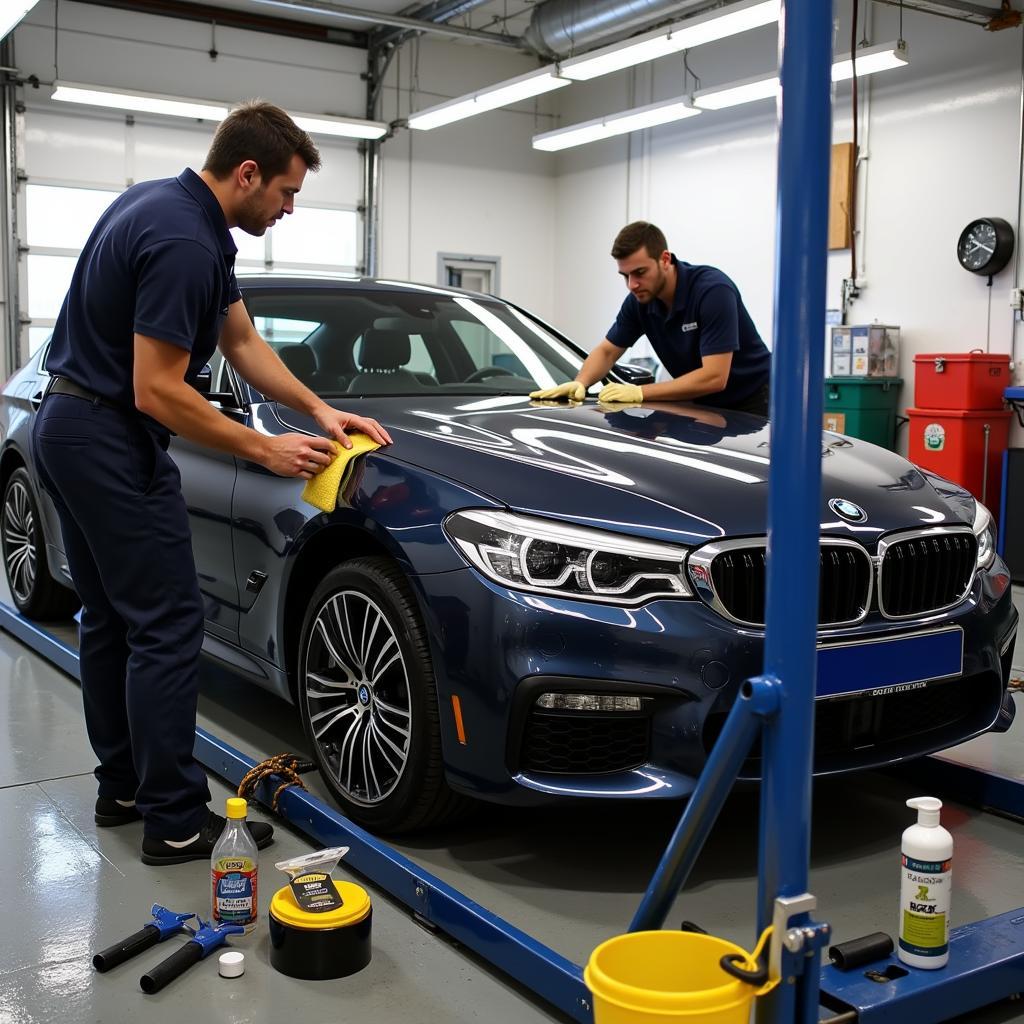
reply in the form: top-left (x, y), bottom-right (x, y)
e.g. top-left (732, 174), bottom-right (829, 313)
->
top-left (898, 796), bottom-right (952, 969)
top-left (211, 797), bottom-right (259, 933)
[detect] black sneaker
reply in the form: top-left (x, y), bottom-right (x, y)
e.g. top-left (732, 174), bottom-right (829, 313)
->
top-left (95, 797), bottom-right (143, 827)
top-left (140, 810), bottom-right (274, 866)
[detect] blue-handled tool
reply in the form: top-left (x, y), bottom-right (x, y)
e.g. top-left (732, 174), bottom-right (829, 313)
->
top-left (93, 905), bottom-right (196, 973)
top-left (140, 918), bottom-right (245, 994)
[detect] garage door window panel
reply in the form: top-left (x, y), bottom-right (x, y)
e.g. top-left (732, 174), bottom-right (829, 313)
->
top-left (272, 208), bottom-right (358, 269)
top-left (26, 185), bottom-right (119, 250)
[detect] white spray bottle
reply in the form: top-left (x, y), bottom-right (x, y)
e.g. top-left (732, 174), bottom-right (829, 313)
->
top-left (898, 796), bottom-right (952, 969)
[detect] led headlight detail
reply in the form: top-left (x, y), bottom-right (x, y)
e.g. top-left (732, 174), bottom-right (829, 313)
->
top-left (972, 501), bottom-right (995, 570)
top-left (537, 693), bottom-right (649, 712)
top-left (444, 509), bottom-right (692, 605)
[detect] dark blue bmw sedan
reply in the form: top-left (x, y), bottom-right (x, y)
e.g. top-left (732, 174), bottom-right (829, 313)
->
top-left (1, 276), bottom-right (1018, 831)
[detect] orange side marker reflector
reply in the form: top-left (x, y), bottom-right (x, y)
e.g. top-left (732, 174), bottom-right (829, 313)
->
top-left (451, 695), bottom-right (468, 745)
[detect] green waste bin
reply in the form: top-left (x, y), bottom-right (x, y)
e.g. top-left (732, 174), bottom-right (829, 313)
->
top-left (823, 378), bottom-right (903, 448)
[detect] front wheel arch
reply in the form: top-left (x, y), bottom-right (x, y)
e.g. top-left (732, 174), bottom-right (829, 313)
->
top-left (281, 525), bottom-right (409, 703)
top-left (296, 556), bottom-right (469, 833)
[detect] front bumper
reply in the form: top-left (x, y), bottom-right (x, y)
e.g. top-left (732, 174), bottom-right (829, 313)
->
top-left (411, 558), bottom-right (1018, 805)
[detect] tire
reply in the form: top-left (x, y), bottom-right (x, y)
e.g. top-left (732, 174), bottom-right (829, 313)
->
top-left (297, 556), bottom-right (470, 833)
top-left (1, 467), bottom-right (80, 620)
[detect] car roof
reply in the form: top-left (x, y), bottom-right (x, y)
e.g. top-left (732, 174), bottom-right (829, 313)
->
top-left (236, 273), bottom-right (494, 301)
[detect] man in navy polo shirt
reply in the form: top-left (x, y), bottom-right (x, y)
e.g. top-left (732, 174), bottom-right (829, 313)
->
top-left (531, 221), bottom-right (771, 415)
top-left (32, 101), bottom-right (391, 866)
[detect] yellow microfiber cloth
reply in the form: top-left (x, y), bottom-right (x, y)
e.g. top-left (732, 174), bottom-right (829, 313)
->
top-left (301, 433), bottom-right (381, 513)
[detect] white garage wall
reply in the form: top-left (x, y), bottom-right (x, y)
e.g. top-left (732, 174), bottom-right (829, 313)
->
top-left (377, 36), bottom-right (559, 317)
top-left (547, 7), bottom-right (1024, 449)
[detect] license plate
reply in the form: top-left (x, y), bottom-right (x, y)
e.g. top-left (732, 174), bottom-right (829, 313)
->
top-left (816, 627), bottom-right (964, 701)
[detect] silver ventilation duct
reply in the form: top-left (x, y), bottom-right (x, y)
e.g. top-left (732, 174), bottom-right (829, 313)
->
top-left (522, 0), bottom-right (717, 59)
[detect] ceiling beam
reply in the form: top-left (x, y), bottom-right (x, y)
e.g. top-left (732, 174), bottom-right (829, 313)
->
top-left (372, 0), bottom-right (494, 51)
top-left (872, 0), bottom-right (1010, 27)
top-left (76, 0), bottom-right (367, 47)
top-left (245, 0), bottom-right (520, 46)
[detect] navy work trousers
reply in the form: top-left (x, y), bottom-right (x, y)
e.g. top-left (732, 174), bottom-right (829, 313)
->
top-left (32, 394), bottom-right (211, 839)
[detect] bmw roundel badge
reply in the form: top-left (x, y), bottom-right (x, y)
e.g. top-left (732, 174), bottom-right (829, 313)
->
top-left (828, 497), bottom-right (867, 523)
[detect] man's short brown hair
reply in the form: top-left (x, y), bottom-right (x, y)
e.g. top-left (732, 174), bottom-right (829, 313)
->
top-left (611, 221), bottom-right (669, 261)
top-left (204, 100), bottom-right (321, 181)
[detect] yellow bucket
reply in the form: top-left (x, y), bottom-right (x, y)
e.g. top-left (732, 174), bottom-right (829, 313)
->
top-left (584, 929), bottom-right (774, 1024)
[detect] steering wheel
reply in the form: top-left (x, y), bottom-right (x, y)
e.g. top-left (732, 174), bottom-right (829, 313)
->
top-left (464, 366), bottom-right (515, 383)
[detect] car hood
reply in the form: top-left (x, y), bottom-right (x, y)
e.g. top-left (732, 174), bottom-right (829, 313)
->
top-left (280, 397), bottom-right (970, 547)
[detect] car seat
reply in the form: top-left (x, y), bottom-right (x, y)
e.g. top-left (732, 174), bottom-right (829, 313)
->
top-left (277, 344), bottom-right (319, 388)
top-left (346, 329), bottom-right (422, 394)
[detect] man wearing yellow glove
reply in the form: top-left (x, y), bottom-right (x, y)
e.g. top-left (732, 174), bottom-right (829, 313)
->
top-left (532, 222), bottom-right (771, 415)
top-left (530, 380), bottom-right (586, 402)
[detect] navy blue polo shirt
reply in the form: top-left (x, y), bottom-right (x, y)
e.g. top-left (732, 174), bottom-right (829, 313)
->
top-left (47, 168), bottom-right (241, 437)
top-left (606, 255), bottom-right (770, 408)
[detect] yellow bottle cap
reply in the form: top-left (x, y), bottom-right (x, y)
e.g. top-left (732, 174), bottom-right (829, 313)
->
top-left (225, 797), bottom-right (248, 819)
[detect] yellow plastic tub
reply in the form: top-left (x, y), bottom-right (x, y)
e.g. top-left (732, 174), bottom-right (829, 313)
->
top-left (584, 930), bottom-right (770, 1024)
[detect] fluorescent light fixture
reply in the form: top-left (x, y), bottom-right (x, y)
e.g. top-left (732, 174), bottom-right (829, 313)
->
top-left (408, 67), bottom-right (570, 130)
top-left (559, 0), bottom-right (779, 82)
top-left (51, 82), bottom-right (387, 139)
top-left (539, 38), bottom-right (909, 151)
top-left (534, 97), bottom-right (700, 151)
top-left (693, 40), bottom-right (909, 110)
top-left (1, 1), bottom-right (40, 40)
top-left (693, 72), bottom-right (779, 110)
top-left (831, 40), bottom-right (909, 82)
top-left (290, 113), bottom-right (387, 140)
top-left (51, 82), bottom-right (229, 121)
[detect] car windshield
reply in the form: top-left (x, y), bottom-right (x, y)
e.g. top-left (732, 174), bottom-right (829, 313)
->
top-left (241, 285), bottom-right (585, 397)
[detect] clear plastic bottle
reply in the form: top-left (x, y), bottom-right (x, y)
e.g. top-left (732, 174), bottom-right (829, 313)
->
top-left (898, 796), bottom-right (953, 969)
top-left (211, 798), bottom-right (259, 933)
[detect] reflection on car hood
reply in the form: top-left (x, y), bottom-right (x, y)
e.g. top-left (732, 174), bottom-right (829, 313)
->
top-left (288, 396), bottom-right (967, 547)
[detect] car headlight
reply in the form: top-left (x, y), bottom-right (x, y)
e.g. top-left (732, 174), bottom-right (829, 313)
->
top-left (973, 500), bottom-right (996, 570)
top-left (444, 509), bottom-right (692, 605)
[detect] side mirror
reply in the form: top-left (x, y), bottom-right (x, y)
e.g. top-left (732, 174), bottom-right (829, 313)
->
top-left (614, 362), bottom-right (656, 386)
top-left (190, 363), bottom-right (238, 406)
top-left (191, 363), bottom-right (213, 396)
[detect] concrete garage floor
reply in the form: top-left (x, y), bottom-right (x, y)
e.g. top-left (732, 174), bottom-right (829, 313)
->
top-left (1, 586), bottom-right (1023, 1024)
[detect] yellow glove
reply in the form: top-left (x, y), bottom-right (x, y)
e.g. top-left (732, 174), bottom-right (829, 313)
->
top-left (598, 382), bottom-right (644, 404)
top-left (529, 381), bottom-right (586, 402)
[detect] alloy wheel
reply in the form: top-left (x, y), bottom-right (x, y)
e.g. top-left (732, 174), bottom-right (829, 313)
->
top-left (303, 589), bottom-right (412, 805)
top-left (3, 479), bottom-right (36, 604)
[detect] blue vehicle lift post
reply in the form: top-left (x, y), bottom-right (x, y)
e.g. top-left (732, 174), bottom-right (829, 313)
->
top-left (757, 0), bottom-right (836, 1019)
top-left (628, 3), bottom-right (835, 1021)
top-left (5, 4), bottom-right (1024, 1023)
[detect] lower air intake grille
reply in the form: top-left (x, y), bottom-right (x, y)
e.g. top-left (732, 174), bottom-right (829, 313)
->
top-left (702, 675), bottom-right (999, 772)
top-left (520, 711), bottom-right (650, 774)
